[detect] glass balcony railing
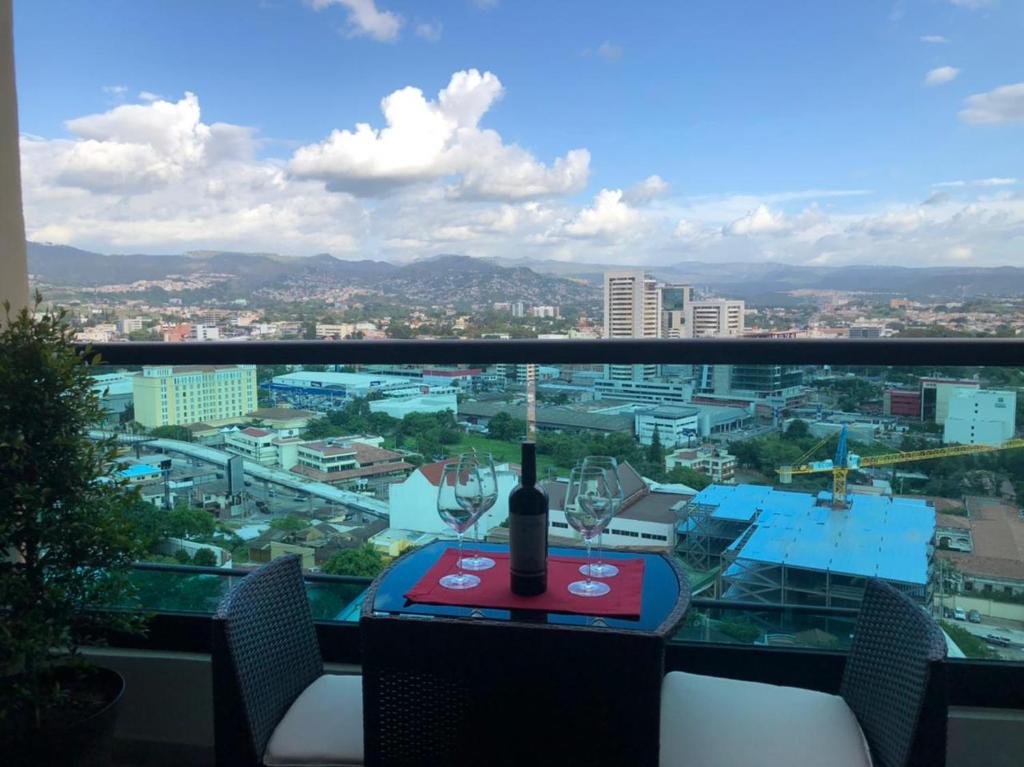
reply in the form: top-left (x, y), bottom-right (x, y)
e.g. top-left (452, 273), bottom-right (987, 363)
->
top-left (83, 341), bottom-right (1024, 665)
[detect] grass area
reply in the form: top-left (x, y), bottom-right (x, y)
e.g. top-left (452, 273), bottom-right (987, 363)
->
top-left (452, 434), bottom-right (563, 476)
top-left (940, 620), bottom-right (993, 659)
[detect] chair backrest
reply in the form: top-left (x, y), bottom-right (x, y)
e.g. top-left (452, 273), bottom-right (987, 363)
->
top-left (839, 579), bottom-right (947, 767)
top-left (213, 555), bottom-right (324, 765)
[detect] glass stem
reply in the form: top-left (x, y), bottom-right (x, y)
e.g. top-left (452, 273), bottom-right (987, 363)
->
top-left (585, 536), bottom-right (594, 589)
top-left (472, 519), bottom-right (480, 562)
top-left (595, 531), bottom-right (604, 574)
top-left (457, 532), bottom-right (465, 581)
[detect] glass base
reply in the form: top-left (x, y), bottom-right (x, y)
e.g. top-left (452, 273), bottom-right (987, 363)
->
top-left (580, 562), bottom-right (619, 578)
top-left (568, 579), bottom-right (611, 597)
top-left (440, 572), bottom-right (481, 590)
top-left (460, 555), bottom-right (496, 571)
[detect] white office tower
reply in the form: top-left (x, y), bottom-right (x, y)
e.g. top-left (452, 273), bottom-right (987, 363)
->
top-left (685, 299), bottom-right (745, 338)
top-left (943, 388), bottom-right (1016, 446)
top-left (604, 270), bottom-right (662, 382)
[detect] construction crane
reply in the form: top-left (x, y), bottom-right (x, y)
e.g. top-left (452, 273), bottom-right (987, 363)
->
top-left (778, 425), bottom-right (1024, 509)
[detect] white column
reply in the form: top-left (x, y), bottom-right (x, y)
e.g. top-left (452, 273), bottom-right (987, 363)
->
top-left (0, 0), bottom-right (28, 321)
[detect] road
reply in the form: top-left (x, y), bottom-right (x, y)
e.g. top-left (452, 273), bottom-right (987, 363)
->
top-left (93, 431), bottom-right (389, 519)
top-left (954, 616), bottom-right (1024, 662)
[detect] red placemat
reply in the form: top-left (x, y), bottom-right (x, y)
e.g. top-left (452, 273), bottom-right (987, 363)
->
top-left (404, 548), bottom-right (645, 618)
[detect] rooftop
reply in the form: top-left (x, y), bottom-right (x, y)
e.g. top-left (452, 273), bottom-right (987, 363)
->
top-left (247, 407), bottom-right (318, 420)
top-left (708, 484), bottom-right (936, 585)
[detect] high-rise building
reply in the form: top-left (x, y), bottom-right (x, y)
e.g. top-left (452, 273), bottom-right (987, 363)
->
top-left (133, 365), bottom-right (258, 428)
top-left (604, 270), bottom-right (662, 381)
top-left (685, 299), bottom-right (745, 337)
top-left (943, 388), bottom-right (1016, 446)
top-left (659, 284), bottom-right (693, 338)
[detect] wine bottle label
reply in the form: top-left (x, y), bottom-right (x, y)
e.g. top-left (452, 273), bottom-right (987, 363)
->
top-left (510, 515), bottom-right (547, 574)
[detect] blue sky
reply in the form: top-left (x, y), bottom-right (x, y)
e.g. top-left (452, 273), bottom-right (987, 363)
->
top-left (12, 1), bottom-right (1024, 266)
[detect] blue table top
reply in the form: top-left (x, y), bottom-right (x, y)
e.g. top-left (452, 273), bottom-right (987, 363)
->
top-left (366, 540), bottom-right (688, 633)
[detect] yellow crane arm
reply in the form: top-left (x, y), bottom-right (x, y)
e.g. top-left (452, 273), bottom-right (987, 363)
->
top-left (780, 438), bottom-right (1024, 477)
top-left (858, 439), bottom-right (1024, 468)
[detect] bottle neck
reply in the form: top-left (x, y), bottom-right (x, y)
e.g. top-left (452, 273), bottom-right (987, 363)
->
top-left (521, 441), bottom-right (536, 486)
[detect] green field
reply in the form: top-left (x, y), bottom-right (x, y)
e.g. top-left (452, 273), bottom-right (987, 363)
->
top-left (452, 433), bottom-right (564, 477)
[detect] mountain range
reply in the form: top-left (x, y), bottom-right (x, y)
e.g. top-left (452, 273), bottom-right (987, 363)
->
top-left (27, 241), bottom-right (1024, 304)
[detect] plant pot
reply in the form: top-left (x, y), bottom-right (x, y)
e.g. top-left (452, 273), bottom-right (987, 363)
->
top-left (4, 665), bottom-right (126, 767)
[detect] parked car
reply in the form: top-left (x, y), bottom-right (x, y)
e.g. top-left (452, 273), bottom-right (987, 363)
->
top-left (985, 635), bottom-right (1011, 648)
top-left (967, 610), bottom-right (982, 624)
top-left (942, 607), bottom-right (955, 619)
top-left (953, 608), bottom-right (967, 621)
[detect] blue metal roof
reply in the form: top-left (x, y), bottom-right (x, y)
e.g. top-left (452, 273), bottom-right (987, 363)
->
top-left (719, 487), bottom-right (935, 586)
top-left (689, 483), bottom-right (774, 523)
top-left (119, 464), bottom-right (161, 478)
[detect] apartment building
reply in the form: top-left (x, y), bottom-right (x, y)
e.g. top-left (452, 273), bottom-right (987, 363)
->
top-left (133, 365), bottom-right (258, 428)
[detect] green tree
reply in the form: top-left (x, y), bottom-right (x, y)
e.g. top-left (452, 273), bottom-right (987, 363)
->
top-left (785, 419), bottom-right (810, 439)
top-left (0, 298), bottom-right (145, 726)
top-left (322, 545), bottom-right (387, 578)
top-left (165, 504), bottom-right (216, 539)
top-left (192, 548), bottom-right (218, 566)
top-left (646, 426), bottom-right (665, 466)
top-left (666, 465), bottom-right (712, 491)
top-left (488, 411), bottom-right (526, 441)
top-left (149, 424), bottom-right (193, 442)
top-left (269, 515), bottom-right (309, 532)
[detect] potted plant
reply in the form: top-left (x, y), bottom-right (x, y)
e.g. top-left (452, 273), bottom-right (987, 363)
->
top-left (0, 297), bottom-right (145, 765)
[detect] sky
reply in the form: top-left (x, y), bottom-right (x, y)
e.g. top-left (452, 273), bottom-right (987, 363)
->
top-left (12, 0), bottom-right (1024, 266)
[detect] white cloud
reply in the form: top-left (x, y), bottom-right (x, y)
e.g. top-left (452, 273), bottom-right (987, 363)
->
top-left (934, 177), bottom-right (1017, 188)
top-left (623, 175), bottom-right (669, 205)
top-left (19, 86), bottom-right (1024, 268)
top-left (102, 84), bottom-right (128, 98)
top-left (289, 69), bottom-right (589, 199)
top-left (563, 189), bottom-right (642, 239)
top-left (959, 82), bottom-right (1024, 124)
top-left (920, 35), bottom-right (949, 44)
top-left (414, 21), bottom-right (442, 42)
top-left (925, 66), bottom-right (960, 86)
top-left (726, 204), bottom-right (790, 236)
top-left (597, 41), bottom-right (623, 62)
top-left (138, 91), bottom-right (162, 102)
top-left (308, 0), bottom-right (403, 42)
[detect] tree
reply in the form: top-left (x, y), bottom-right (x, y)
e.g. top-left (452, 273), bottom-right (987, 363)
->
top-left (165, 504), bottom-right (216, 539)
top-left (149, 424), bottom-right (193, 442)
top-left (647, 426), bottom-right (665, 466)
top-left (666, 465), bottom-right (712, 491)
top-left (322, 545), bottom-right (387, 578)
top-left (0, 298), bottom-right (145, 729)
top-left (192, 548), bottom-right (218, 567)
top-left (487, 411), bottom-right (526, 442)
top-left (785, 419), bottom-right (810, 439)
top-left (269, 515), bottom-right (309, 532)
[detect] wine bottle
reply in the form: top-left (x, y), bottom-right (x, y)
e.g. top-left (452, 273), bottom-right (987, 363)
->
top-left (509, 441), bottom-right (548, 596)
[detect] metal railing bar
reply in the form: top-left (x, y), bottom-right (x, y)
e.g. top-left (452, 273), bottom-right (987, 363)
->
top-left (82, 338), bottom-right (1024, 367)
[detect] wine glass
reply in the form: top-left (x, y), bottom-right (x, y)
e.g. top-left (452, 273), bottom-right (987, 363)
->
top-left (579, 456), bottom-right (624, 578)
top-left (564, 465), bottom-right (617, 597)
top-left (436, 463), bottom-right (482, 590)
top-left (455, 452), bottom-right (498, 571)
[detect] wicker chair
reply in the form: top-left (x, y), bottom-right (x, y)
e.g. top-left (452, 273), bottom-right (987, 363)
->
top-left (660, 579), bottom-right (948, 767)
top-left (212, 555), bottom-right (363, 767)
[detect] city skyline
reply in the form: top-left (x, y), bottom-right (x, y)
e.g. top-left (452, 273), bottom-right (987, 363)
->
top-left (13, 1), bottom-right (1024, 267)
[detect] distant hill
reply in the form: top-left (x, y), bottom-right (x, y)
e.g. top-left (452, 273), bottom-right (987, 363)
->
top-left (29, 242), bottom-right (1024, 305)
top-left (489, 255), bottom-right (1024, 300)
top-left (27, 242), bottom-right (598, 309)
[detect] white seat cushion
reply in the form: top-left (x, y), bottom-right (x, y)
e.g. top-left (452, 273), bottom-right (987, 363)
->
top-left (660, 672), bottom-right (872, 767)
top-left (264, 674), bottom-right (363, 767)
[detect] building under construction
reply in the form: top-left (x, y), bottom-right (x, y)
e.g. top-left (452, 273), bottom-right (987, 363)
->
top-left (677, 484), bottom-right (935, 608)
